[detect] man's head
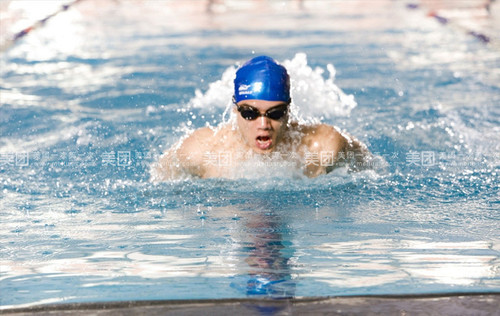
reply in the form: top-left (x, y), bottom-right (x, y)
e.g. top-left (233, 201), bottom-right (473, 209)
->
top-left (233, 56), bottom-right (291, 154)
top-left (234, 56), bottom-right (290, 103)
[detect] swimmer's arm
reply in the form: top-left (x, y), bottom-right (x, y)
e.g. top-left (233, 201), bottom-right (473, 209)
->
top-left (303, 124), bottom-right (345, 177)
top-left (303, 124), bottom-right (371, 177)
top-left (152, 145), bottom-right (184, 181)
top-left (334, 129), bottom-right (371, 171)
top-left (153, 127), bottom-right (214, 181)
top-left (176, 127), bottom-right (214, 177)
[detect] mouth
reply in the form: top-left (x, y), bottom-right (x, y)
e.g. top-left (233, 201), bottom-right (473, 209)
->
top-left (256, 135), bottom-right (272, 150)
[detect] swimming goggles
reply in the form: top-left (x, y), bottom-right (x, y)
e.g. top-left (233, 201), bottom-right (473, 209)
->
top-left (234, 99), bottom-right (289, 121)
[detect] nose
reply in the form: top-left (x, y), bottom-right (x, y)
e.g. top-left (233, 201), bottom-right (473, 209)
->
top-left (257, 115), bottom-right (272, 129)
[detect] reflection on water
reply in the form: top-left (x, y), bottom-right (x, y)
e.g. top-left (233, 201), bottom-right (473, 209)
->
top-left (231, 207), bottom-right (295, 297)
top-left (1, 196), bottom-right (498, 308)
top-left (310, 239), bottom-right (498, 289)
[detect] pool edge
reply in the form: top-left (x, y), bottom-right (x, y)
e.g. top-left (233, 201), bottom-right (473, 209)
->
top-left (1, 293), bottom-right (499, 315)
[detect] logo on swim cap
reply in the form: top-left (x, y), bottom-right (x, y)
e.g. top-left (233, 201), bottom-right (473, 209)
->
top-left (234, 56), bottom-right (291, 103)
top-left (238, 84), bottom-right (252, 92)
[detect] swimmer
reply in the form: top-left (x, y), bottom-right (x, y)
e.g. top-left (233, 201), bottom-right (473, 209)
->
top-left (154, 55), bottom-right (370, 180)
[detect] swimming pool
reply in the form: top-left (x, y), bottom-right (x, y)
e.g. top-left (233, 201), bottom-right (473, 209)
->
top-left (1, 0), bottom-right (499, 310)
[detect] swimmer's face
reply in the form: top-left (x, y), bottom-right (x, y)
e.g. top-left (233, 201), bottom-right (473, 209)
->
top-left (234, 99), bottom-right (289, 154)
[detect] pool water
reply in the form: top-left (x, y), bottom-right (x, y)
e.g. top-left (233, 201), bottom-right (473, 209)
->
top-left (1, 0), bottom-right (499, 309)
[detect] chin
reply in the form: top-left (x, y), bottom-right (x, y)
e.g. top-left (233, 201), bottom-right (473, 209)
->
top-left (252, 147), bottom-right (274, 155)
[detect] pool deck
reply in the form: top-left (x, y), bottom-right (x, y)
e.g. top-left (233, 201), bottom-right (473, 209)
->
top-left (1, 293), bottom-right (498, 315)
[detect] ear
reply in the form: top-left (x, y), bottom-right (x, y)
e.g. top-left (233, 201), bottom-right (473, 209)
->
top-left (232, 95), bottom-right (238, 114)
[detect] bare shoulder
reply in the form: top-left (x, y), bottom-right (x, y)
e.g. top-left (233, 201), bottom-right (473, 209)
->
top-left (177, 127), bottom-right (215, 156)
top-left (153, 124), bottom-right (239, 180)
top-left (176, 126), bottom-right (217, 173)
top-left (306, 123), bottom-right (370, 153)
top-left (153, 127), bottom-right (216, 180)
top-left (297, 123), bottom-right (371, 176)
top-left (300, 123), bottom-right (346, 153)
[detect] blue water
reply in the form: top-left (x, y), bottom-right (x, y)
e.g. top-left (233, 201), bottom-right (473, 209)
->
top-left (1, 0), bottom-right (499, 308)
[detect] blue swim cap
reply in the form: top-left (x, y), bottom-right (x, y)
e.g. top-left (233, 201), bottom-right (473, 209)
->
top-left (234, 56), bottom-right (291, 103)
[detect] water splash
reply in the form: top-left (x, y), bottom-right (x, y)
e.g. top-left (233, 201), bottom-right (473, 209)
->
top-left (188, 65), bottom-right (236, 113)
top-left (283, 53), bottom-right (357, 121)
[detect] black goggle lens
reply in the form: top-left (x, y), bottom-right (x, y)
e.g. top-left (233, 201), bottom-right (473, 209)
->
top-left (237, 105), bottom-right (288, 121)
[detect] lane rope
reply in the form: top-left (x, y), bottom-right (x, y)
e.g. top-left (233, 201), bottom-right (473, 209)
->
top-left (406, 0), bottom-right (495, 44)
top-left (2, 0), bottom-right (84, 51)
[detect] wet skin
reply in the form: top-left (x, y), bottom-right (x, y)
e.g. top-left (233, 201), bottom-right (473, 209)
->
top-left (154, 100), bottom-right (370, 180)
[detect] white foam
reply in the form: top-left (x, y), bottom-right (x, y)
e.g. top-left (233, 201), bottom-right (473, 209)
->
top-left (283, 53), bottom-right (357, 120)
top-left (188, 65), bottom-right (236, 113)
